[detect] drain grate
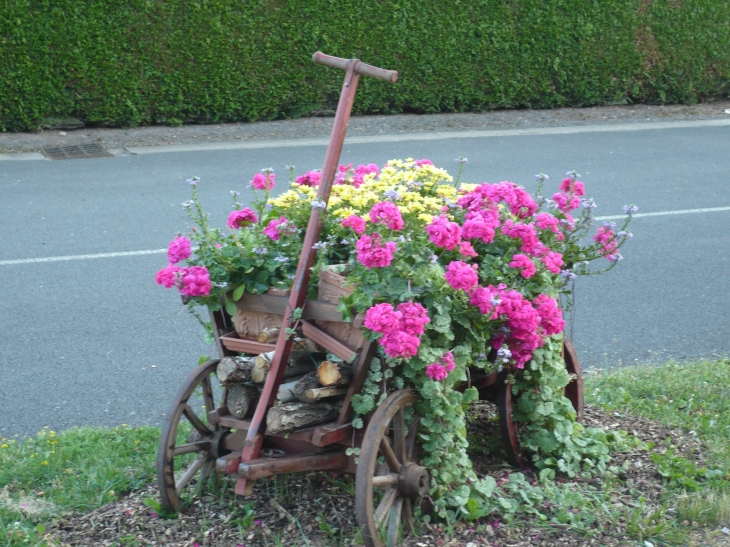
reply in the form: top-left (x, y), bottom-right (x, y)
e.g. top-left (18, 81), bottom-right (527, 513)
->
top-left (40, 143), bottom-right (114, 160)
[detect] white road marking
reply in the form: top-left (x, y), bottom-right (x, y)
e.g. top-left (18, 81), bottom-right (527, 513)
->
top-left (595, 206), bottom-right (730, 221)
top-left (2, 206), bottom-right (729, 266)
top-left (2, 118), bottom-right (730, 160)
top-left (0, 248), bottom-right (166, 265)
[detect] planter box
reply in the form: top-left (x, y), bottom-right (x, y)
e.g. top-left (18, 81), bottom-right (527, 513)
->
top-left (221, 272), bottom-right (364, 358)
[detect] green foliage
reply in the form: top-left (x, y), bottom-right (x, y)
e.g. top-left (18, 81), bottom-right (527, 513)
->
top-left (2, 0), bottom-right (730, 131)
top-left (0, 425), bottom-right (158, 546)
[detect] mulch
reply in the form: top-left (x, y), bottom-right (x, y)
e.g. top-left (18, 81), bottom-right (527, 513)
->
top-left (42, 403), bottom-right (730, 547)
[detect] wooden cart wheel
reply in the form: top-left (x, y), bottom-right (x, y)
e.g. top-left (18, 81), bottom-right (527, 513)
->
top-left (157, 359), bottom-right (228, 512)
top-left (356, 389), bottom-right (429, 547)
top-left (563, 336), bottom-right (584, 423)
top-left (497, 336), bottom-right (585, 467)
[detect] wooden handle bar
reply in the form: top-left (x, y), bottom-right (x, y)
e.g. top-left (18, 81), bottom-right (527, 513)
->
top-left (312, 51), bottom-right (398, 83)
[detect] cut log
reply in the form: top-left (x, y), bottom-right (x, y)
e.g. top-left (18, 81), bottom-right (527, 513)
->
top-left (216, 356), bottom-right (256, 384)
top-left (293, 372), bottom-right (322, 402)
top-left (266, 401), bottom-right (342, 434)
top-left (300, 386), bottom-right (349, 403)
top-left (250, 351), bottom-right (317, 383)
top-left (317, 361), bottom-right (353, 386)
top-left (225, 384), bottom-right (260, 419)
top-left (256, 327), bottom-right (280, 344)
top-left (292, 337), bottom-right (317, 353)
top-left (276, 376), bottom-right (307, 403)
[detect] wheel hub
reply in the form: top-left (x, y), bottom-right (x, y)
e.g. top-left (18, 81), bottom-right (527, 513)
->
top-left (399, 463), bottom-right (429, 498)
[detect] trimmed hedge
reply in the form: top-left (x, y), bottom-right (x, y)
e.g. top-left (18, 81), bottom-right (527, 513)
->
top-left (1, 0), bottom-right (729, 131)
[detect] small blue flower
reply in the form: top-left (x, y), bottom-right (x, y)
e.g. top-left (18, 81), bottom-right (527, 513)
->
top-left (273, 256), bottom-right (289, 263)
top-left (181, 200), bottom-right (193, 209)
top-left (187, 176), bottom-right (200, 186)
top-left (311, 200), bottom-right (327, 210)
top-left (430, 254), bottom-right (439, 263)
top-left (285, 165), bottom-right (294, 170)
top-left (565, 170), bottom-right (581, 179)
top-left (312, 241), bottom-right (328, 250)
top-left (535, 173), bottom-right (549, 182)
top-left (230, 191), bottom-right (240, 197)
top-left (383, 189), bottom-right (402, 201)
top-left (582, 198), bottom-right (597, 209)
top-left (618, 231), bottom-right (634, 240)
top-left (261, 167), bottom-right (274, 174)
top-left (560, 269), bottom-right (577, 281)
top-left (603, 221), bottom-right (617, 229)
top-left (623, 204), bottom-right (639, 214)
top-left (253, 246), bottom-right (268, 255)
top-left (608, 253), bottom-right (624, 262)
top-left (454, 157), bottom-right (468, 164)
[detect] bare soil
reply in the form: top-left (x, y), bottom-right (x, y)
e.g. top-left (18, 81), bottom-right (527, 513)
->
top-left (44, 404), bottom-right (730, 547)
top-left (2, 101), bottom-right (730, 154)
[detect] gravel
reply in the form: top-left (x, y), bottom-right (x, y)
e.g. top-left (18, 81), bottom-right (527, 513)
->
top-left (2, 101), bottom-right (730, 154)
top-left (42, 403), bottom-right (730, 547)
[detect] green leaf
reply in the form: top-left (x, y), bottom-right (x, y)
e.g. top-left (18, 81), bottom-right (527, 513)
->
top-left (232, 284), bottom-right (245, 301)
top-left (224, 297), bottom-right (237, 316)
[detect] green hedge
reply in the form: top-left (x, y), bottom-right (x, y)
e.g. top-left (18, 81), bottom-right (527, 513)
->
top-left (2, 0), bottom-right (729, 131)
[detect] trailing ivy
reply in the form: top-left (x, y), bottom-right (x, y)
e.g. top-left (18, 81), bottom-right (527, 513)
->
top-left (2, 0), bottom-right (730, 131)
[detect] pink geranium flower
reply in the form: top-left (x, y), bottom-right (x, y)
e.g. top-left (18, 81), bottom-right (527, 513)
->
top-left (342, 214), bottom-right (367, 234)
top-left (167, 236), bottom-right (191, 264)
top-left (369, 202), bottom-right (404, 231)
top-left (469, 285), bottom-right (501, 318)
top-left (179, 266), bottom-right (211, 297)
top-left (541, 251), bottom-right (564, 274)
top-left (425, 215), bottom-right (462, 250)
top-left (353, 163), bottom-right (379, 188)
top-left (461, 210), bottom-right (500, 244)
top-left (227, 208), bottom-right (258, 229)
top-left (425, 363), bottom-right (448, 381)
top-left (295, 171), bottom-right (321, 187)
top-left (155, 264), bottom-right (181, 288)
top-left (444, 261), bottom-right (479, 292)
top-left (397, 301), bottom-right (430, 337)
top-left (380, 330), bottom-right (420, 359)
top-left (356, 233), bottom-right (396, 268)
top-left (263, 217), bottom-right (291, 240)
top-left (363, 303), bottom-right (401, 333)
top-left (509, 254), bottom-right (536, 278)
top-left (252, 172), bottom-right (275, 191)
top-left (458, 241), bottom-right (478, 257)
top-left (533, 294), bottom-right (565, 336)
top-left (441, 351), bottom-right (455, 372)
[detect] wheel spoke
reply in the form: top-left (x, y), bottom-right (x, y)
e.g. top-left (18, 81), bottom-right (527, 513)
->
top-left (379, 436), bottom-right (402, 472)
top-left (183, 404), bottom-right (212, 436)
top-left (372, 473), bottom-right (399, 488)
top-left (201, 375), bottom-right (215, 415)
top-left (172, 440), bottom-right (210, 457)
top-left (393, 408), bottom-right (406, 463)
top-left (386, 496), bottom-right (403, 547)
top-left (374, 488), bottom-right (398, 529)
top-left (175, 452), bottom-right (207, 493)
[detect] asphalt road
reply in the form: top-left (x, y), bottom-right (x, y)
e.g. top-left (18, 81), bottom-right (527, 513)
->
top-left (2, 121), bottom-right (729, 437)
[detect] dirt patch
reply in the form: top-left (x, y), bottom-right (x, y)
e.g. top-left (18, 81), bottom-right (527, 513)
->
top-left (42, 404), bottom-right (730, 547)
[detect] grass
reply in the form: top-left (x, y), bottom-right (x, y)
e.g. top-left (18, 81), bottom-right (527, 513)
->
top-left (0, 425), bottom-right (158, 545)
top-left (586, 357), bottom-right (730, 531)
top-left (1, 357), bottom-right (729, 546)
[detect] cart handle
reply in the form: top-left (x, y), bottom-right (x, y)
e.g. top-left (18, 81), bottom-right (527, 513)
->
top-left (312, 51), bottom-right (398, 83)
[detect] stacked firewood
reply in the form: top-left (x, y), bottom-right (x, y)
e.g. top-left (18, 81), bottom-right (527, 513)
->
top-left (215, 337), bottom-right (353, 434)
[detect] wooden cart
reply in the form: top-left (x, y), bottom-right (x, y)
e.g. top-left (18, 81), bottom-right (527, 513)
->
top-left (156, 53), bottom-right (584, 547)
